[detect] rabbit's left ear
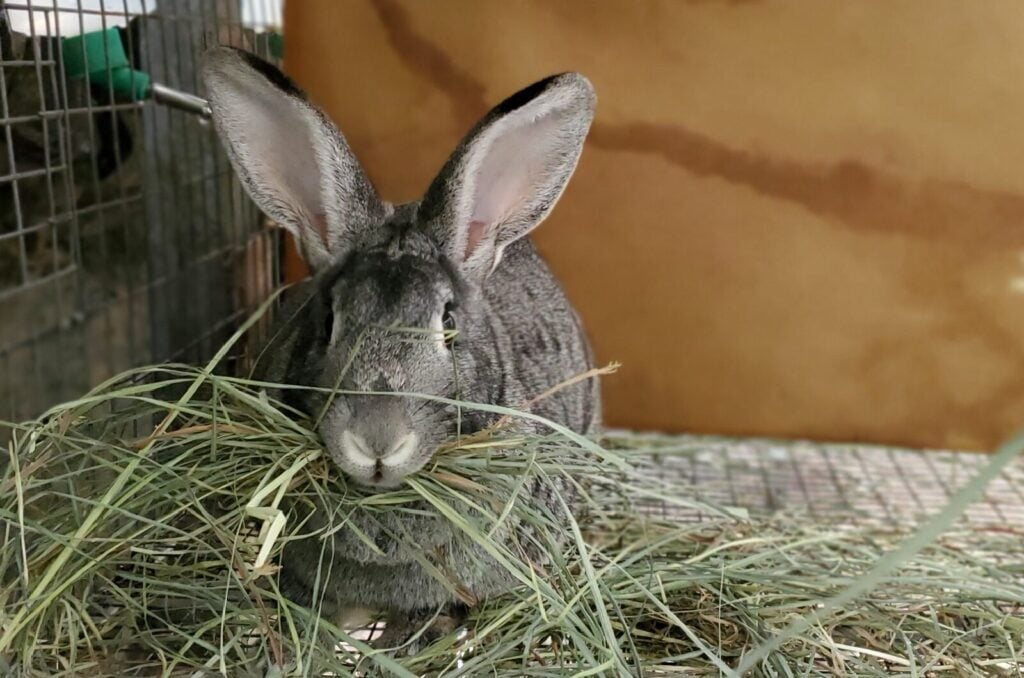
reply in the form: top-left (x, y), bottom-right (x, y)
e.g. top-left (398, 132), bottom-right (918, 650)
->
top-left (202, 47), bottom-right (386, 271)
top-left (421, 73), bottom-right (595, 280)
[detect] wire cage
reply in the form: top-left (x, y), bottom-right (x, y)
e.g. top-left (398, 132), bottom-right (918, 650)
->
top-left (623, 433), bottom-right (1024, 533)
top-left (0, 0), bottom-right (283, 423)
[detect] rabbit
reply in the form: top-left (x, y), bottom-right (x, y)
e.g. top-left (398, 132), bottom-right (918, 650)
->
top-left (201, 47), bottom-right (601, 656)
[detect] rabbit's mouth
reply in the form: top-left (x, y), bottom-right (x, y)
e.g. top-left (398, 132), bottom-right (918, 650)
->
top-left (328, 429), bottom-right (429, 489)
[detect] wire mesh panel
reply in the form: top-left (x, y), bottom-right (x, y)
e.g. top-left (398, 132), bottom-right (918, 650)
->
top-left (0, 0), bottom-right (282, 421)
top-left (623, 432), bottom-right (1024, 531)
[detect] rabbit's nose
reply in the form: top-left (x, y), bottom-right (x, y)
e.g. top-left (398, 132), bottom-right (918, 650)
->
top-left (339, 430), bottom-right (421, 480)
top-left (338, 396), bottom-right (419, 474)
top-left (336, 427), bottom-right (423, 488)
top-left (340, 429), bottom-right (417, 462)
top-left (346, 436), bottom-right (417, 467)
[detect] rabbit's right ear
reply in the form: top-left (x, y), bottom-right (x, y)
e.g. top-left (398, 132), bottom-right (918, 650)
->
top-left (420, 73), bottom-right (595, 282)
top-left (202, 47), bottom-right (386, 271)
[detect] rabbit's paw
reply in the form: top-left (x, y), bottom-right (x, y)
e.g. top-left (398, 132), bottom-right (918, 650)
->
top-left (371, 605), bottom-right (466, 658)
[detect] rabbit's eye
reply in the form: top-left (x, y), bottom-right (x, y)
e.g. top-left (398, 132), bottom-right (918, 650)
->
top-left (442, 302), bottom-right (457, 349)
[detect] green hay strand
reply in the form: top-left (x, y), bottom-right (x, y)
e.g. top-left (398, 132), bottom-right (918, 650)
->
top-left (1, 317), bottom-right (1022, 676)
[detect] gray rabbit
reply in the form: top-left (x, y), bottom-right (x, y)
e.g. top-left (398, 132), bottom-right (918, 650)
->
top-left (202, 47), bottom-right (601, 655)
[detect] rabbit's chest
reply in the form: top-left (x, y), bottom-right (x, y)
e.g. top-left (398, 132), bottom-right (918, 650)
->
top-left (323, 537), bottom-right (518, 613)
top-left (328, 509), bottom-right (455, 564)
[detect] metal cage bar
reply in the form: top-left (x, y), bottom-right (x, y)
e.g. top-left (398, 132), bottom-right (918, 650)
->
top-left (0, 0), bottom-right (282, 421)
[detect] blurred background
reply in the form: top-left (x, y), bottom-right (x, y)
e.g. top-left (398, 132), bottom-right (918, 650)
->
top-left (3, 0), bottom-right (1023, 453)
top-left (283, 1), bottom-right (1024, 452)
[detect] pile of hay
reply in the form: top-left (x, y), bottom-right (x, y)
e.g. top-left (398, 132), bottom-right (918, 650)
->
top-left (2, 329), bottom-right (1022, 676)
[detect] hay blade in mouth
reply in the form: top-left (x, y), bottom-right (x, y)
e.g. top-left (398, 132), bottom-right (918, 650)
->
top-left (1, 318), bottom-right (1022, 676)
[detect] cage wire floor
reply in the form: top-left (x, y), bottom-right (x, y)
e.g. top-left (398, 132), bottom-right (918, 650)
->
top-left (617, 431), bottom-right (1024, 531)
top-left (339, 431), bottom-right (1024, 658)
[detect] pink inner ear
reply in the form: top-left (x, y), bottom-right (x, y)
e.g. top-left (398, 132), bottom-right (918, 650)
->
top-left (464, 219), bottom-right (488, 261)
top-left (463, 109), bottom-right (565, 264)
top-left (312, 213), bottom-right (330, 247)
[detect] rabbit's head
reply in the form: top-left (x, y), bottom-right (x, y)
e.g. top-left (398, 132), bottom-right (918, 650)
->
top-left (202, 48), bottom-right (594, 488)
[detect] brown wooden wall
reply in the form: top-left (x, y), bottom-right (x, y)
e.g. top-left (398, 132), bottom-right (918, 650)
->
top-left (282, 0), bottom-right (1024, 451)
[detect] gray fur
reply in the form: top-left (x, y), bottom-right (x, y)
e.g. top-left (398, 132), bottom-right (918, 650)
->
top-left (203, 48), bottom-right (600, 646)
top-left (200, 48), bottom-right (388, 269)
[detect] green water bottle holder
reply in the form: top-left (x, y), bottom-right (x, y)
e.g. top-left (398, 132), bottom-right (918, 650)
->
top-left (62, 27), bottom-right (283, 119)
